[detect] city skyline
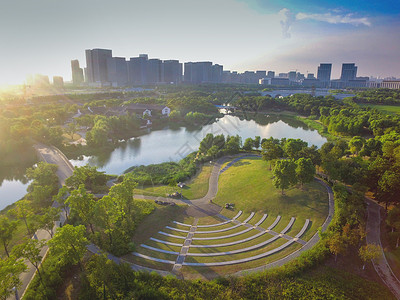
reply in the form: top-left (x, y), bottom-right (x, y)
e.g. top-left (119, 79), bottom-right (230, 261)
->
top-left (0, 0), bottom-right (399, 85)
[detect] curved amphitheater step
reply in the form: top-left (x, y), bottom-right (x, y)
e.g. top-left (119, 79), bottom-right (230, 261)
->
top-left (133, 217), bottom-right (310, 266)
top-left (132, 210), bottom-right (311, 270)
top-left (174, 211), bottom-right (243, 227)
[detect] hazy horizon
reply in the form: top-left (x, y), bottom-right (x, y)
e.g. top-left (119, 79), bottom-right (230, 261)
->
top-left (1, 0), bottom-right (399, 85)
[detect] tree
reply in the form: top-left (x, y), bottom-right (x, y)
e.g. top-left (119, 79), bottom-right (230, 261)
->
top-left (359, 244), bottom-right (381, 270)
top-left (386, 207), bottom-right (400, 247)
top-left (206, 145), bottom-right (220, 159)
top-left (253, 136), bottom-right (261, 149)
top-left (224, 135), bottom-right (241, 154)
top-left (53, 186), bottom-right (70, 221)
top-left (26, 162), bottom-right (58, 192)
top-left (66, 185), bottom-right (96, 234)
top-left (198, 133), bottom-right (214, 154)
top-left (349, 136), bottom-right (365, 155)
top-left (328, 232), bottom-right (347, 262)
top-left (66, 121), bottom-right (78, 140)
top-left (95, 196), bottom-right (122, 248)
top-left (13, 239), bottom-right (46, 282)
top-left (283, 139), bottom-right (308, 160)
top-left (65, 165), bottom-right (108, 193)
top-left (376, 169), bottom-right (400, 210)
top-left (0, 216), bottom-right (17, 257)
top-left (35, 207), bottom-right (61, 238)
top-left (272, 159), bottom-right (297, 195)
top-left (8, 200), bottom-right (32, 236)
top-left (48, 225), bottom-right (88, 270)
top-left (0, 256), bottom-right (26, 300)
top-left (261, 138), bottom-right (283, 170)
top-left (243, 138), bottom-right (253, 151)
top-left (295, 158), bottom-right (315, 189)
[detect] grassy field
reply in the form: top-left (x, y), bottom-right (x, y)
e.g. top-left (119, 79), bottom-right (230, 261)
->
top-left (359, 103), bottom-right (400, 115)
top-left (213, 157), bottom-right (328, 235)
top-left (133, 163), bottom-right (213, 200)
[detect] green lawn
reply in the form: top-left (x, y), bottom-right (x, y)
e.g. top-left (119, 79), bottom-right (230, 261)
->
top-left (214, 157), bottom-right (328, 243)
top-left (133, 163), bottom-right (213, 200)
top-left (359, 103), bottom-right (400, 115)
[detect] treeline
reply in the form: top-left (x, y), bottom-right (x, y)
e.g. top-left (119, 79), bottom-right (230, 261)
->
top-left (353, 89), bottom-right (400, 105)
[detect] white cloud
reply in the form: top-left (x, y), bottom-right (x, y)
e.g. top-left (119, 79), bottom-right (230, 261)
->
top-left (279, 8), bottom-right (295, 39)
top-left (296, 12), bottom-right (371, 26)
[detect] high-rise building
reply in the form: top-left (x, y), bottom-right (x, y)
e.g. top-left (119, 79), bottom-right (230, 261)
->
top-left (266, 71), bottom-right (275, 78)
top-left (340, 63), bottom-right (358, 82)
top-left (163, 60), bottom-right (182, 84)
top-left (85, 48), bottom-right (112, 85)
top-left (317, 63), bottom-right (332, 87)
top-left (288, 71), bottom-right (297, 82)
top-left (53, 76), bottom-right (64, 88)
top-left (106, 57), bottom-right (128, 87)
top-left (127, 55), bottom-right (148, 85)
top-left (307, 73), bottom-right (315, 79)
top-left (147, 58), bottom-right (163, 84)
top-left (184, 62), bottom-right (213, 83)
top-left (212, 64), bottom-right (223, 83)
top-left (71, 59), bottom-right (84, 85)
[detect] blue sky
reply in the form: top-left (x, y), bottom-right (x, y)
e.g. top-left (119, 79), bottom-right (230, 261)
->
top-left (0, 0), bottom-right (399, 85)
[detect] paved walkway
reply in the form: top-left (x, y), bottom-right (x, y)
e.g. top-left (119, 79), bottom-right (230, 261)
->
top-left (172, 219), bottom-right (199, 277)
top-left (366, 199), bottom-right (400, 299)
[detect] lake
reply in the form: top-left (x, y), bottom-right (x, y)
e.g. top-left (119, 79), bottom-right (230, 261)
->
top-left (0, 179), bottom-right (30, 211)
top-left (70, 114), bottom-right (327, 174)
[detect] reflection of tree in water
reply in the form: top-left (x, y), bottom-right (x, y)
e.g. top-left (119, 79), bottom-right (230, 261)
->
top-left (242, 114), bottom-right (311, 131)
top-left (0, 158), bottom-right (36, 186)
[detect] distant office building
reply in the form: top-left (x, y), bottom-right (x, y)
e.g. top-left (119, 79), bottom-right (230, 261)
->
top-left (85, 48), bottom-right (112, 85)
top-left (307, 73), bottom-right (315, 80)
top-left (53, 76), bottom-right (64, 88)
top-left (278, 73), bottom-right (288, 78)
top-left (378, 80), bottom-right (400, 89)
top-left (340, 63), bottom-right (358, 82)
top-left (297, 73), bottom-right (305, 81)
top-left (27, 74), bottom-right (50, 87)
top-left (317, 63), bottom-right (332, 87)
top-left (288, 71), bottom-right (297, 81)
top-left (259, 78), bottom-right (271, 85)
top-left (212, 64), bottom-right (223, 83)
top-left (271, 78), bottom-right (290, 86)
top-left (267, 71), bottom-right (275, 78)
top-left (184, 62), bottom-right (213, 83)
top-left (256, 71), bottom-right (266, 79)
top-left (147, 58), bottom-right (163, 84)
top-left (302, 79), bottom-right (321, 88)
top-left (163, 60), bottom-right (182, 84)
top-left (71, 59), bottom-right (84, 85)
top-left (106, 57), bottom-right (128, 87)
top-left (128, 55), bottom-right (148, 85)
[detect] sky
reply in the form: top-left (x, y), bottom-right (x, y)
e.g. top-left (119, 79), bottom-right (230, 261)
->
top-left (0, 0), bottom-right (399, 85)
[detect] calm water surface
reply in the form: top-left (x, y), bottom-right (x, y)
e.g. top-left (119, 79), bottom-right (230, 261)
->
top-left (70, 114), bottom-right (327, 174)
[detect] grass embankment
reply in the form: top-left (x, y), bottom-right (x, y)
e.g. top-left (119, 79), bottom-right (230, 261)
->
top-left (295, 116), bottom-right (338, 141)
top-left (133, 163), bottom-right (213, 200)
top-left (359, 103), bottom-right (400, 115)
top-left (213, 157), bottom-right (328, 235)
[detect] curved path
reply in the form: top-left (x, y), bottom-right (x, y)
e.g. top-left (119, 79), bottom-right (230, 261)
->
top-left (366, 198), bottom-right (400, 299)
top-left (31, 146), bottom-right (335, 283)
